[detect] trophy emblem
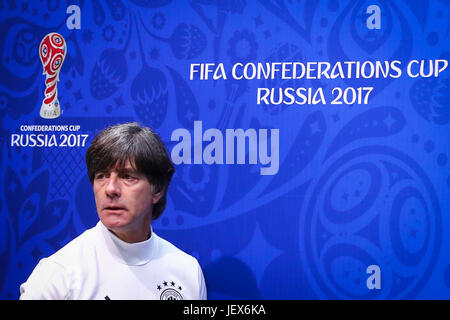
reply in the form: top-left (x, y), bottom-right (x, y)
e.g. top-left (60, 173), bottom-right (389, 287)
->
top-left (39, 33), bottom-right (67, 119)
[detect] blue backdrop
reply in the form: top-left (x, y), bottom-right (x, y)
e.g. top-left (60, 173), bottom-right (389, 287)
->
top-left (0, 0), bottom-right (449, 299)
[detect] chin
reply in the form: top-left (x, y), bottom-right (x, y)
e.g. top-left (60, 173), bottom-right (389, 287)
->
top-left (100, 215), bottom-right (128, 229)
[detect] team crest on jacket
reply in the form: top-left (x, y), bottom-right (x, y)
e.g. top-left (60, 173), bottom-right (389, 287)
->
top-left (157, 281), bottom-right (183, 300)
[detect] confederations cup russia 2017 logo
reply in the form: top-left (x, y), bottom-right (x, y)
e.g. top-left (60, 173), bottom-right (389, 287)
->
top-left (39, 32), bottom-right (67, 119)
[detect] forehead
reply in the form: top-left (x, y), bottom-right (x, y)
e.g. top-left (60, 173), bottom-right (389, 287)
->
top-left (100, 161), bottom-right (148, 181)
top-left (96, 158), bottom-right (139, 174)
top-left (112, 160), bottom-right (139, 172)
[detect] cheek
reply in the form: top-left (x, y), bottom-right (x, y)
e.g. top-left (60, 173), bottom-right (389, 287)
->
top-left (133, 193), bottom-right (153, 214)
top-left (92, 186), bottom-right (103, 206)
top-left (128, 188), bottom-right (154, 215)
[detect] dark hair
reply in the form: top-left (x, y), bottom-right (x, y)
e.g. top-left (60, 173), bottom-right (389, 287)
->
top-left (85, 122), bottom-right (175, 220)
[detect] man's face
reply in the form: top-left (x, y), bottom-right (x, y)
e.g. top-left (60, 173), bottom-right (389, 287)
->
top-left (93, 161), bottom-right (162, 242)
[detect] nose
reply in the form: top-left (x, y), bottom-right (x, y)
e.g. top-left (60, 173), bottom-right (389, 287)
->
top-left (105, 173), bottom-right (121, 199)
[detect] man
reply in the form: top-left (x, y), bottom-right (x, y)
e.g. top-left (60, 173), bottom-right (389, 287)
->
top-left (19, 122), bottom-right (207, 300)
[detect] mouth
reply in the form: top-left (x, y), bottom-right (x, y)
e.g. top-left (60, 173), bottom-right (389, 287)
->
top-left (103, 205), bottom-right (126, 212)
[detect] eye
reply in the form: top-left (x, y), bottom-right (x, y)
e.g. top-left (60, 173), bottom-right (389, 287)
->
top-left (121, 172), bottom-right (140, 183)
top-left (94, 173), bottom-right (106, 180)
top-left (124, 174), bottom-right (137, 181)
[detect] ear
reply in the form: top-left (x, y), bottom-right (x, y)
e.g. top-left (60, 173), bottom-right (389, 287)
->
top-left (151, 187), bottom-right (164, 204)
